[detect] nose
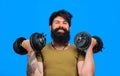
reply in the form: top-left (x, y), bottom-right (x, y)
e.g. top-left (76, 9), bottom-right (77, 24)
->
top-left (59, 22), bottom-right (64, 27)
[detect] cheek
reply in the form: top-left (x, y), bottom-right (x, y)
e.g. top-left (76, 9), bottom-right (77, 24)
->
top-left (67, 28), bottom-right (70, 32)
top-left (64, 24), bottom-right (69, 29)
top-left (51, 26), bottom-right (57, 31)
top-left (65, 26), bottom-right (70, 31)
top-left (51, 24), bottom-right (59, 29)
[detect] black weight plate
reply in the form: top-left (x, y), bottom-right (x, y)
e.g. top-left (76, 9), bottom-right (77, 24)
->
top-left (92, 36), bottom-right (103, 53)
top-left (30, 33), bottom-right (46, 51)
top-left (13, 37), bottom-right (27, 55)
top-left (74, 32), bottom-right (91, 51)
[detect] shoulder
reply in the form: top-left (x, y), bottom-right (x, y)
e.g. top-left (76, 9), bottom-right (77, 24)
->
top-left (69, 43), bottom-right (85, 58)
top-left (69, 43), bottom-right (77, 50)
top-left (43, 43), bottom-right (51, 48)
top-left (41, 43), bottom-right (52, 51)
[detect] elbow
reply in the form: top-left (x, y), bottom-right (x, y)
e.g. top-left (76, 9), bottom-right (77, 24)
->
top-left (78, 70), bottom-right (82, 76)
top-left (78, 70), bottom-right (95, 76)
top-left (78, 70), bottom-right (86, 76)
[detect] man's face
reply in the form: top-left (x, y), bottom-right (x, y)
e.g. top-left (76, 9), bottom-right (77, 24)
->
top-left (50, 16), bottom-right (70, 33)
top-left (50, 16), bottom-right (70, 45)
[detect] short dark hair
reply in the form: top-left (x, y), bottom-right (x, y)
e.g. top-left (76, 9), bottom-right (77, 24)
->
top-left (49, 9), bottom-right (73, 27)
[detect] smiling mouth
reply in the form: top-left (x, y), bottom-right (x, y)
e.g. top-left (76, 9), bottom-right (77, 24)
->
top-left (57, 29), bottom-right (65, 33)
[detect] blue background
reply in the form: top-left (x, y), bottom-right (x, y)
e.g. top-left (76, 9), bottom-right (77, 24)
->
top-left (0, 0), bottom-right (120, 76)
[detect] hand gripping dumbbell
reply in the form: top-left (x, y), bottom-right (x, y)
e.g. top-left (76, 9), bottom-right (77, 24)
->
top-left (13, 33), bottom-right (46, 55)
top-left (74, 32), bottom-right (103, 53)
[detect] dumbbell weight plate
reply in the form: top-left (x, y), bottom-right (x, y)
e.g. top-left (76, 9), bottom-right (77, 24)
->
top-left (30, 33), bottom-right (46, 51)
top-left (13, 37), bottom-right (28, 55)
top-left (92, 36), bottom-right (103, 53)
top-left (74, 32), bottom-right (92, 51)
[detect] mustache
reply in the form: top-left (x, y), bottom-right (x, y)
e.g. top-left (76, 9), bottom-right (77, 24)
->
top-left (52, 27), bottom-right (68, 32)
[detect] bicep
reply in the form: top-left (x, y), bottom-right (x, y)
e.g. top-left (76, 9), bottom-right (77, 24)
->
top-left (27, 62), bottom-right (44, 76)
top-left (77, 61), bottom-right (84, 76)
top-left (38, 62), bottom-right (44, 74)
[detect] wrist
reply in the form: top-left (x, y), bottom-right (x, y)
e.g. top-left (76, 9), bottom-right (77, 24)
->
top-left (28, 51), bottom-right (35, 56)
top-left (86, 49), bottom-right (94, 55)
top-left (87, 48), bottom-right (92, 51)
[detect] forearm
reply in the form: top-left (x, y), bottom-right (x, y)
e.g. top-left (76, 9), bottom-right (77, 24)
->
top-left (21, 40), bottom-right (43, 76)
top-left (27, 51), bottom-right (43, 76)
top-left (81, 49), bottom-right (95, 76)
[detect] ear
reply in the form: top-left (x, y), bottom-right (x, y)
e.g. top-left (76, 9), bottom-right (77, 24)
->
top-left (50, 25), bottom-right (52, 31)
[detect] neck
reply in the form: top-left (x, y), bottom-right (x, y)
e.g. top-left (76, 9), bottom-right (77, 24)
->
top-left (51, 41), bottom-right (68, 50)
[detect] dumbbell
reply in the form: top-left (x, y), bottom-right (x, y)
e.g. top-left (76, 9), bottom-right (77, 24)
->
top-left (74, 32), bottom-right (103, 53)
top-left (13, 33), bottom-right (46, 55)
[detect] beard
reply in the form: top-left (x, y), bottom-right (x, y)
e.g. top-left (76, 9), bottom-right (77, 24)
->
top-left (51, 27), bottom-right (70, 45)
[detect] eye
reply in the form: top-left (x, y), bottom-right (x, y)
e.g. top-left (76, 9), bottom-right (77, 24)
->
top-left (63, 21), bottom-right (68, 24)
top-left (54, 21), bottom-right (60, 24)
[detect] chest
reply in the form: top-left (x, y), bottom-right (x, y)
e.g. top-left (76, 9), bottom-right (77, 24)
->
top-left (42, 50), bottom-right (78, 67)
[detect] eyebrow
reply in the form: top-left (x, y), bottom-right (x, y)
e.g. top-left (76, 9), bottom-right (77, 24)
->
top-left (53, 20), bottom-right (67, 22)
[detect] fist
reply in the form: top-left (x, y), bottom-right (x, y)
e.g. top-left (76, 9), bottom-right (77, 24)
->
top-left (21, 40), bottom-right (33, 52)
top-left (87, 38), bottom-right (97, 50)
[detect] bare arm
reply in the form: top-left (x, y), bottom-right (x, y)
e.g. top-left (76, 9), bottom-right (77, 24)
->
top-left (22, 40), bottom-right (43, 76)
top-left (77, 38), bottom-right (96, 76)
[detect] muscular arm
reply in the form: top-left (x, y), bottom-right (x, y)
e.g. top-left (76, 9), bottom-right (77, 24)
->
top-left (22, 40), bottom-right (43, 76)
top-left (27, 51), bottom-right (43, 76)
top-left (77, 38), bottom-right (96, 76)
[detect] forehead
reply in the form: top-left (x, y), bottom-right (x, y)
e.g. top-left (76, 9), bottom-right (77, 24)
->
top-left (53, 16), bottom-right (66, 21)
